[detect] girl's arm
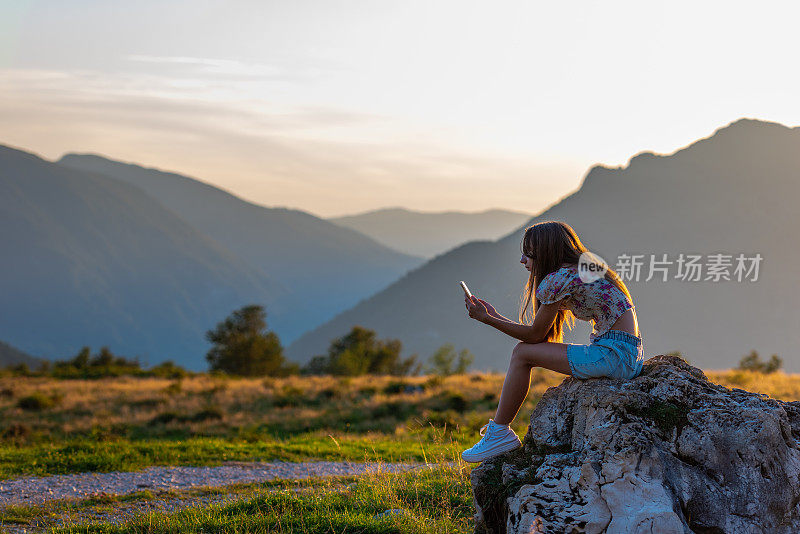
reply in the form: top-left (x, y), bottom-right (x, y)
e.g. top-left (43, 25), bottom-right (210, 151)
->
top-left (467, 297), bottom-right (561, 344)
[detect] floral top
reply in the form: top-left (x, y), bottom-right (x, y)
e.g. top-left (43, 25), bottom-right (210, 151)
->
top-left (535, 263), bottom-right (635, 342)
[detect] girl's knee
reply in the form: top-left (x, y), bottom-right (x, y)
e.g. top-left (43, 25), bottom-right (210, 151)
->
top-left (511, 343), bottom-right (537, 367)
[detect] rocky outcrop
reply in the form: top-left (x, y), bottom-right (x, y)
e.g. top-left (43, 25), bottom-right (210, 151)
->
top-left (470, 355), bottom-right (800, 533)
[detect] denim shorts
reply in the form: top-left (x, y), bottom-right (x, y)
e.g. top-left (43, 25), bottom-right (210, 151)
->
top-left (566, 330), bottom-right (644, 380)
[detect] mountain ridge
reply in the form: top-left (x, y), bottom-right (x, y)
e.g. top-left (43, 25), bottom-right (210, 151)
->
top-left (328, 206), bottom-right (532, 258)
top-left (0, 143), bottom-right (278, 368)
top-left (287, 117), bottom-right (800, 371)
top-left (57, 152), bottom-right (425, 343)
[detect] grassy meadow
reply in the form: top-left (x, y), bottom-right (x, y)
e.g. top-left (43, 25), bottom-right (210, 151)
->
top-left (2, 365), bottom-right (800, 532)
top-left (0, 371), bottom-right (564, 478)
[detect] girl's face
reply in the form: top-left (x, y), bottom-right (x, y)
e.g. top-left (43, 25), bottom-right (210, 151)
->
top-left (520, 253), bottom-right (533, 272)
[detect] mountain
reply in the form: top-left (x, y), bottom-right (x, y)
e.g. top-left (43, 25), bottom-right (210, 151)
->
top-left (57, 154), bottom-right (425, 343)
top-left (0, 340), bottom-right (42, 368)
top-left (328, 207), bottom-right (532, 258)
top-left (287, 118), bottom-right (800, 372)
top-left (0, 144), bottom-right (279, 369)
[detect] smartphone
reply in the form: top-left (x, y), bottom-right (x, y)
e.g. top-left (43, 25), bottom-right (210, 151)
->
top-left (459, 280), bottom-right (473, 300)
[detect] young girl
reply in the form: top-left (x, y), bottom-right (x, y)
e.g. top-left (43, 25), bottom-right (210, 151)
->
top-left (461, 220), bottom-right (644, 463)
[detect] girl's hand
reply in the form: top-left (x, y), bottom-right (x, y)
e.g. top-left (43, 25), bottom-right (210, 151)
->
top-left (477, 298), bottom-right (498, 317)
top-left (465, 295), bottom-right (490, 323)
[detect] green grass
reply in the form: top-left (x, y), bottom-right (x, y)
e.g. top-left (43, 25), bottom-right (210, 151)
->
top-left (52, 465), bottom-right (473, 533)
top-left (0, 477), bottom-right (368, 531)
top-left (0, 430), bottom-right (489, 479)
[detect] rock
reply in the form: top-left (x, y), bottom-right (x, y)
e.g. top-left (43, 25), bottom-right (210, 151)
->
top-left (470, 354), bottom-right (800, 533)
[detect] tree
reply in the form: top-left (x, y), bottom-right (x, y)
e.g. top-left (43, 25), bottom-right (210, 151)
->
top-left (91, 347), bottom-right (115, 367)
top-left (206, 305), bottom-right (290, 376)
top-left (302, 326), bottom-right (419, 376)
top-left (425, 343), bottom-right (475, 376)
top-left (71, 347), bottom-right (91, 370)
top-left (737, 350), bottom-right (782, 374)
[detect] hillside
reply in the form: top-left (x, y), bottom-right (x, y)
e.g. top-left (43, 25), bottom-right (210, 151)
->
top-left (0, 340), bottom-right (42, 367)
top-left (0, 144), bottom-right (279, 369)
top-left (57, 154), bottom-right (425, 342)
top-left (287, 118), bottom-right (800, 372)
top-left (328, 207), bottom-right (531, 258)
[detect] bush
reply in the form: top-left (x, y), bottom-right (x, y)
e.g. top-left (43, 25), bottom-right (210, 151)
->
top-left (49, 346), bottom-right (169, 379)
top-left (317, 387), bottom-right (341, 400)
top-left (17, 392), bottom-right (62, 411)
top-left (150, 411), bottom-right (181, 425)
top-left (737, 350), bottom-right (782, 374)
top-left (429, 391), bottom-right (470, 413)
top-left (2, 423), bottom-right (30, 441)
top-left (424, 376), bottom-right (444, 389)
top-left (425, 344), bottom-right (474, 376)
top-left (358, 386), bottom-right (377, 398)
top-left (383, 381), bottom-right (407, 395)
top-left (147, 360), bottom-right (188, 379)
top-left (191, 407), bottom-right (224, 422)
top-left (301, 326), bottom-right (420, 376)
top-left (273, 385), bottom-right (305, 407)
top-left (163, 380), bottom-right (183, 396)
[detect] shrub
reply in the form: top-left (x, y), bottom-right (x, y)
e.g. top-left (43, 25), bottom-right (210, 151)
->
top-left (383, 381), bottom-right (407, 395)
top-left (130, 398), bottom-right (165, 409)
top-left (147, 360), bottom-right (188, 379)
top-left (301, 326), bottom-right (419, 376)
top-left (358, 386), bottom-right (377, 398)
top-left (415, 409), bottom-right (461, 432)
top-left (49, 346), bottom-right (159, 378)
top-left (425, 344), bottom-right (474, 376)
top-left (317, 387), bottom-right (341, 400)
top-left (2, 423), bottom-right (31, 441)
top-left (737, 350), bottom-right (782, 374)
top-left (191, 407), bottom-right (225, 422)
top-left (273, 385), bottom-right (305, 407)
top-left (17, 392), bottom-right (62, 411)
top-left (429, 391), bottom-right (469, 413)
top-left (424, 376), bottom-right (444, 389)
top-left (163, 380), bottom-right (183, 396)
top-left (150, 411), bottom-right (181, 425)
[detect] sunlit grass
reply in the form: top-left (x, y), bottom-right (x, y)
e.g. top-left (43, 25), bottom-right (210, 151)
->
top-left (1, 366), bottom-right (798, 480)
top-left (3, 363), bottom-right (799, 531)
top-left (0, 431), bottom-right (468, 479)
top-left (53, 463), bottom-right (474, 534)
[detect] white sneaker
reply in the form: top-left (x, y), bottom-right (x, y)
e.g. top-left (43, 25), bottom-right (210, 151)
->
top-left (461, 419), bottom-right (522, 463)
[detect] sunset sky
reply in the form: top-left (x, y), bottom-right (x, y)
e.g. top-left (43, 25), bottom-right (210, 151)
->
top-left (1, 0), bottom-right (798, 217)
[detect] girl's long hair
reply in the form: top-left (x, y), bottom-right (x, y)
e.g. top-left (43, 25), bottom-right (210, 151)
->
top-left (519, 221), bottom-right (632, 343)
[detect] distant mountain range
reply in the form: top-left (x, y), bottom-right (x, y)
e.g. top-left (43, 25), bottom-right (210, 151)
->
top-left (287, 118), bottom-right (800, 372)
top-left (0, 145), bottom-right (279, 367)
top-left (328, 207), bottom-right (531, 258)
top-left (0, 147), bottom-right (424, 368)
top-left (58, 154), bottom-right (425, 345)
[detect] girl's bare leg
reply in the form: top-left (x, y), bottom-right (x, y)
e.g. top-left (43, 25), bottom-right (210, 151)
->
top-left (493, 342), bottom-right (571, 425)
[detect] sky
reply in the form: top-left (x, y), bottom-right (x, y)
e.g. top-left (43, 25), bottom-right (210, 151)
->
top-left (1, 0), bottom-right (799, 218)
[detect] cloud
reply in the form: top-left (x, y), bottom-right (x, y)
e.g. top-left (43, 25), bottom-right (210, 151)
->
top-left (0, 66), bottom-right (580, 217)
top-left (124, 54), bottom-right (337, 83)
